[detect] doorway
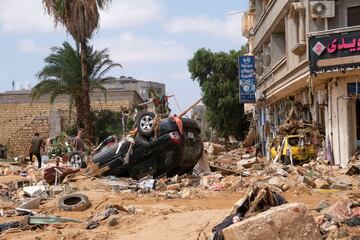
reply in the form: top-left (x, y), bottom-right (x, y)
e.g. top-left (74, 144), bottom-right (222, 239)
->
top-left (357, 99), bottom-right (360, 149)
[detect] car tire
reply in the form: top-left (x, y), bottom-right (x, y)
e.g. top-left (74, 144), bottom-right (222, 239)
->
top-left (69, 152), bottom-right (86, 168)
top-left (137, 112), bottom-right (155, 137)
top-left (58, 193), bottom-right (91, 211)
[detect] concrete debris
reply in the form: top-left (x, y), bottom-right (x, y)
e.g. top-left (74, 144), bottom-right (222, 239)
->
top-left (50, 185), bottom-right (64, 196)
top-left (330, 176), bottom-right (353, 190)
top-left (321, 220), bottom-right (339, 232)
top-left (298, 176), bottom-right (315, 188)
top-left (336, 230), bottom-right (349, 238)
top-left (23, 185), bottom-right (46, 198)
top-left (167, 183), bottom-right (181, 191)
top-left (200, 173), bottom-right (223, 190)
top-left (346, 165), bottom-right (360, 175)
top-left (193, 150), bottom-right (211, 175)
top-left (314, 179), bottom-right (330, 189)
top-left (2, 138), bottom-right (360, 239)
top-left (220, 176), bottom-right (242, 189)
top-left (137, 176), bottom-right (155, 190)
top-left (251, 163), bottom-right (263, 171)
top-left (212, 183), bottom-right (288, 240)
top-left (180, 188), bottom-right (192, 199)
top-left (17, 196), bottom-right (41, 210)
top-left (107, 216), bottom-right (119, 227)
top-left (86, 205), bottom-right (125, 230)
top-left (322, 200), bottom-right (355, 222)
top-left (204, 142), bottom-right (226, 155)
top-left (222, 203), bottom-right (321, 240)
top-left (268, 176), bottom-right (289, 191)
top-left (274, 168), bottom-right (290, 177)
top-left (315, 200), bottom-right (331, 212)
top-left (237, 157), bottom-right (257, 168)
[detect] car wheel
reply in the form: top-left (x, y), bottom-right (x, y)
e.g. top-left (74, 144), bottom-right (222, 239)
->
top-left (58, 193), bottom-right (91, 211)
top-left (137, 112), bottom-right (155, 137)
top-left (69, 152), bottom-right (85, 168)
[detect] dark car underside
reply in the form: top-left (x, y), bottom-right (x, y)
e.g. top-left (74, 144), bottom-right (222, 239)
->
top-left (91, 116), bottom-right (203, 179)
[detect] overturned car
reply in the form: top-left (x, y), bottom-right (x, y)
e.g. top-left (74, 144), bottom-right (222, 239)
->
top-left (90, 112), bottom-right (203, 179)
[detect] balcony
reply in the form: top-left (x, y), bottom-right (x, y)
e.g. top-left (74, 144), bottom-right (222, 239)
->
top-left (251, 0), bottom-right (294, 52)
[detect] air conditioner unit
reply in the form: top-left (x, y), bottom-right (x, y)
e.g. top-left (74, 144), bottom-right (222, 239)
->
top-left (310, 1), bottom-right (335, 18)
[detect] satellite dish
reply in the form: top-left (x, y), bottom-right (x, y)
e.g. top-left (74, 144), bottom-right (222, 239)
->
top-left (312, 2), bottom-right (326, 16)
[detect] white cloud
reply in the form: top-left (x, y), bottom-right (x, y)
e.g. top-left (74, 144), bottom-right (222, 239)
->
top-left (17, 39), bottom-right (48, 54)
top-left (165, 15), bottom-right (246, 43)
top-left (0, 0), bottom-right (162, 34)
top-left (100, 0), bottom-right (162, 29)
top-left (94, 32), bottom-right (191, 64)
top-left (0, 0), bottom-right (55, 34)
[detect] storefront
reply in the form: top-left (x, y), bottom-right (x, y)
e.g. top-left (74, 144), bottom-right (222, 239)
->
top-left (309, 28), bottom-right (360, 167)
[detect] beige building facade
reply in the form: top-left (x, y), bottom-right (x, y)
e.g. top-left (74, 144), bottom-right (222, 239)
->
top-left (0, 90), bottom-right (143, 157)
top-left (243, 0), bottom-right (360, 166)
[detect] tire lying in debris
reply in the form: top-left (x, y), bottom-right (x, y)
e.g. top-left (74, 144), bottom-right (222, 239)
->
top-left (58, 193), bottom-right (91, 211)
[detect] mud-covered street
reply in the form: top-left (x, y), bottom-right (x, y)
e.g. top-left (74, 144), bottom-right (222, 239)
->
top-left (1, 146), bottom-right (360, 239)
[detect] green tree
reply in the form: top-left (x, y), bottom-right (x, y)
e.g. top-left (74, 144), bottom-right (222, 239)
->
top-left (188, 47), bottom-right (249, 139)
top-left (31, 41), bottom-right (121, 128)
top-left (92, 110), bottom-right (134, 143)
top-left (42, 0), bottom-right (112, 141)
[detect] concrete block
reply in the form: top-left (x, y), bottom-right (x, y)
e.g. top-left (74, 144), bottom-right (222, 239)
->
top-left (17, 196), bottom-right (41, 210)
top-left (314, 179), bottom-right (329, 189)
top-left (222, 203), bottom-right (321, 240)
top-left (238, 157), bottom-right (258, 168)
top-left (23, 185), bottom-right (46, 198)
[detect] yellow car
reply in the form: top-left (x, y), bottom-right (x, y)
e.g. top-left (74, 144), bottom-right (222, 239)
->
top-left (270, 135), bottom-right (317, 164)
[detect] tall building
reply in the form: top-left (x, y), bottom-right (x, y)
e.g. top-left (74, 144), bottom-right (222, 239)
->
top-left (101, 76), bottom-right (166, 102)
top-left (242, 0), bottom-right (360, 166)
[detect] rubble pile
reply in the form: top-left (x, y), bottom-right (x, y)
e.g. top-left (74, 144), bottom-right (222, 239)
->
top-left (205, 142), bottom-right (258, 173)
top-left (1, 141), bottom-right (360, 239)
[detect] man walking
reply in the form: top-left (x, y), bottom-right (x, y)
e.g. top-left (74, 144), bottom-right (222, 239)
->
top-left (29, 132), bottom-right (44, 169)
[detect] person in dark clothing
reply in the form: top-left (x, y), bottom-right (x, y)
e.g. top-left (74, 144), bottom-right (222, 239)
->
top-left (73, 129), bottom-right (85, 153)
top-left (29, 132), bottom-right (44, 169)
top-left (70, 129), bottom-right (86, 168)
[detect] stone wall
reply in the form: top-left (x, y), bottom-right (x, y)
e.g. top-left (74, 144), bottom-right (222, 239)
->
top-left (0, 90), bottom-right (143, 157)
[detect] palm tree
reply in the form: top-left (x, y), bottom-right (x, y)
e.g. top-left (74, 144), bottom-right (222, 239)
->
top-left (31, 41), bottom-right (121, 127)
top-left (42, 0), bottom-right (112, 141)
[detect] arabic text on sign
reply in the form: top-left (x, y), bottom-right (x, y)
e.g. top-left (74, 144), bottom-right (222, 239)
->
top-left (327, 37), bottom-right (360, 54)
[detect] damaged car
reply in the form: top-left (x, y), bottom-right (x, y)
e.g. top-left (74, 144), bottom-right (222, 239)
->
top-left (90, 112), bottom-right (203, 179)
top-left (270, 134), bottom-right (317, 164)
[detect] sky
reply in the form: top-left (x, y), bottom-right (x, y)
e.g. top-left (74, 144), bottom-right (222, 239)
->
top-left (0, 0), bottom-right (247, 112)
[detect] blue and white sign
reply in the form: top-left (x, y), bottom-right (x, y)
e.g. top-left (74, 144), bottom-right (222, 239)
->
top-left (239, 56), bottom-right (256, 103)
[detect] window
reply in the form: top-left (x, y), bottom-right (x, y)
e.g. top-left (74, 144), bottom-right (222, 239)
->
top-left (348, 6), bottom-right (360, 27)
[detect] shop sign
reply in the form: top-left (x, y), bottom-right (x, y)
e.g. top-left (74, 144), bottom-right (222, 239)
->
top-left (309, 30), bottom-right (360, 73)
top-left (239, 55), bottom-right (256, 103)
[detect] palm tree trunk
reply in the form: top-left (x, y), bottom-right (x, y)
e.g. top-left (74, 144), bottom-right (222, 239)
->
top-left (80, 40), bottom-right (94, 142)
top-left (74, 97), bottom-right (85, 127)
